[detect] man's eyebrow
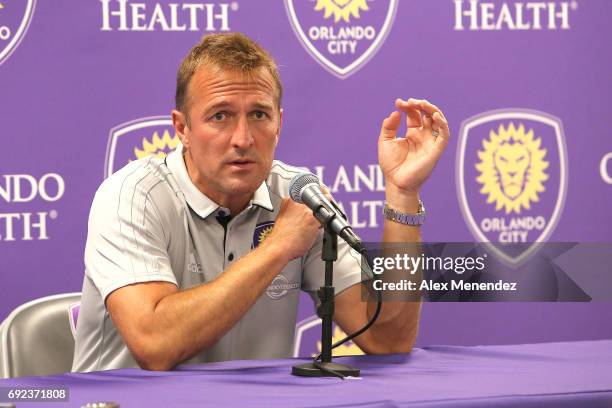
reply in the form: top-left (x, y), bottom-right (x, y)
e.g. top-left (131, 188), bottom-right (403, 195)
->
top-left (251, 102), bottom-right (275, 111)
top-left (204, 101), bottom-right (233, 113)
top-left (203, 101), bottom-right (274, 113)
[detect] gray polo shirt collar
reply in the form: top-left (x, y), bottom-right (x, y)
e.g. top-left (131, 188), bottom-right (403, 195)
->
top-left (166, 144), bottom-right (274, 219)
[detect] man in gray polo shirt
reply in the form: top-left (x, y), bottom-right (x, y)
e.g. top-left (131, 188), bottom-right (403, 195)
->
top-left (73, 33), bottom-right (450, 372)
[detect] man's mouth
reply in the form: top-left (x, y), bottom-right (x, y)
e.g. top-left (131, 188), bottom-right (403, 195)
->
top-left (228, 159), bottom-right (256, 168)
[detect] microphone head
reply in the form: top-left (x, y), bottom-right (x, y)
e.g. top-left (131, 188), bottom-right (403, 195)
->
top-left (289, 173), bottom-right (320, 203)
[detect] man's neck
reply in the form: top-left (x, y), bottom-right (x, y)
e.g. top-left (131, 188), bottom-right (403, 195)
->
top-left (182, 153), bottom-right (251, 216)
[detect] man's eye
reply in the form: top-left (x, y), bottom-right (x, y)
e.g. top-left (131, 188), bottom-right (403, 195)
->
top-left (212, 112), bottom-right (227, 121)
top-left (253, 111), bottom-right (268, 120)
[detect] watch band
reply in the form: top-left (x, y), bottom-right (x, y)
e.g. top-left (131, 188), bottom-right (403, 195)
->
top-left (383, 200), bottom-right (426, 226)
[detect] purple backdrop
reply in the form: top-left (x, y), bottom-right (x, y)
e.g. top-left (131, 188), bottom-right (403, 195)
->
top-left (1, 0), bottom-right (611, 356)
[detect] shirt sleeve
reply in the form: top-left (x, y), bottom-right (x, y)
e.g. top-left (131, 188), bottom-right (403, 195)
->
top-left (84, 170), bottom-right (178, 303)
top-left (301, 230), bottom-right (363, 306)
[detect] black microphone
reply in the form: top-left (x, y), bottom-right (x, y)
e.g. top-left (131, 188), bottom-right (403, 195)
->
top-left (289, 173), bottom-right (364, 253)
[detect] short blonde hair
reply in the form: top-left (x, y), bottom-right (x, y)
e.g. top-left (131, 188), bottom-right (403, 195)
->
top-left (175, 32), bottom-right (282, 119)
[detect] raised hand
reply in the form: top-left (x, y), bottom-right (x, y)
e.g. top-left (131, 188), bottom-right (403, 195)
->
top-left (378, 98), bottom-right (450, 195)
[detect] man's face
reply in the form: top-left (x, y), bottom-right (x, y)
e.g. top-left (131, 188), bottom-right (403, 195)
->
top-left (173, 66), bottom-right (281, 209)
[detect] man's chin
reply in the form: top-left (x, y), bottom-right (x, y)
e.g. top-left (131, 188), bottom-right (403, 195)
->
top-left (222, 176), bottom-right (264, 196)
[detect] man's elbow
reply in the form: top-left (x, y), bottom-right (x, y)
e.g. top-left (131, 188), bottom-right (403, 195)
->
top-left (137, 356), bottom-right (175, 372)
top-left (130, 339), bottom-right (177, 371)
top-left (364, 332), bottom-right (417, 354)
top-left (392, 331), bottom-right (418, 354)
top-left (390, 340), bottom-right (415, 354)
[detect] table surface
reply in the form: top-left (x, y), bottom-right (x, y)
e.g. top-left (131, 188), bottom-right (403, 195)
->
top-left (1, 340), bottom-right (611, 407)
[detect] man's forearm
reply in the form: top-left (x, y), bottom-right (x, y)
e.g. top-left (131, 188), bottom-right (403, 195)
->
top-left (366, 184), bottom-right (422, 352)
top-left (109, 198), bottom-right (322, 371)
top-left (135, 238), bottom-right (291, 370)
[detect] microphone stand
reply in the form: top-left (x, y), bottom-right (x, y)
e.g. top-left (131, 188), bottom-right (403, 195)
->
top-left (292, 225), bottom-right (360, 377)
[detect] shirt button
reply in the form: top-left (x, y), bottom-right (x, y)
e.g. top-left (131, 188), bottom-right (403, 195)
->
top-left (228, 253), bottom-right (235, 261)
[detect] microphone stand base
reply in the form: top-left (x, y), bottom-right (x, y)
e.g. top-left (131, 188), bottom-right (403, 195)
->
top-left (291, 362), bottom-right (360, 378)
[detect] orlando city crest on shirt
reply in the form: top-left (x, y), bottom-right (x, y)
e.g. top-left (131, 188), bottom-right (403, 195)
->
top-left (284, 0), bottom-right (398, 78)
top-left (252, 221), bottom-right (275, 249)
top-left (0, 0), bottom-right (36, 66)
top-left (104, 116), bottom-right (179, 177)
top-left (456, 109), bottom-right (568, 266)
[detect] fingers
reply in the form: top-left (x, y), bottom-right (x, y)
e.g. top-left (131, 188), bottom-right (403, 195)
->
top-left (400, 98), bottom-right (450, 135)
top-left (398, 98), bottom-right (447, 122)
top-left (432, 111), bottom-right (448, 132)
top-left (319, 184), bottom-right (335, 205)
top-left (395, 98), bottom-right (422, 128)
top-left (271, 199), bottom-right (322, 260)
top-left (430, 110), bottom-right (450, 150)
top-left (421, 100), bottom-right (449, 139)
top-left (277, 198), bottom-right (321, 228)
top-left (386, 98), bottom-right (450, 150)
top-left (417, 100), bottom-right (444, 120)
top-left (379, 111), bottom-right (401, 142)
top-left (422, 113), bottom-right (433, 131)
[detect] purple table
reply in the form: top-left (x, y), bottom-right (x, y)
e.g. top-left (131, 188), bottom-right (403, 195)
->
top-left (2, 340), bottom-right (611, 407)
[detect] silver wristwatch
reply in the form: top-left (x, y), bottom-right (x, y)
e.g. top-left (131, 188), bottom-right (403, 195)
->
top-left (383, 200), bottom-right (426, 226)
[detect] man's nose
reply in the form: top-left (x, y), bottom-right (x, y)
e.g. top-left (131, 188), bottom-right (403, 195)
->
top-left (231, 116), bottom-right (254, 150)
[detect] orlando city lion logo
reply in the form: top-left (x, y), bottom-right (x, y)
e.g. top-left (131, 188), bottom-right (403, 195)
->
top-left (252, 221), bottom-right (275, 249)
top-left (476, 123), bottom-right (549, 215)
top-left (457, 109), bottom-right (568, 266)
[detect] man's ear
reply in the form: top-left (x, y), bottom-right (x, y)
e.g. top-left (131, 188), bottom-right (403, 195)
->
top-left (172, 109), bottom-right (190, 148)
